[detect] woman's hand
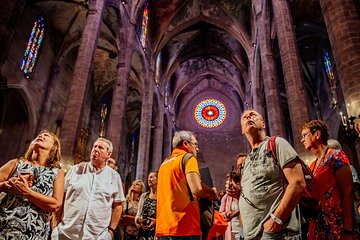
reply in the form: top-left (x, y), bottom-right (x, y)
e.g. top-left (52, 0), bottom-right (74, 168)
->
top-left (0, 179), bottom-right (13, 192)
top-left (142, 217), bottom-right (156, 230)
top-left (8, 175), bottom-right (31, 196)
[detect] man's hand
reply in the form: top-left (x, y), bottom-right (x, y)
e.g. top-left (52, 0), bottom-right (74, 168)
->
top-left (208, 187), bottom-right (217, 201)
top-left (263, 217), bottom-right (282, 233)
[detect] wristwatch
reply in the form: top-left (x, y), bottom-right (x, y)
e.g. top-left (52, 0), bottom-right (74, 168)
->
top-left (108, 227), bottom-right (116, 235)
top-left (270, 213), bottom-right (283, 225)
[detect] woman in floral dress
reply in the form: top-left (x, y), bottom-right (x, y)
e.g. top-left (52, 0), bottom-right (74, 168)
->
top-left (0, 130), bottom-right (64, 240)
top-left (301, 120), bottom-right (354, 240)
top-left (136, 171), bottom-right (158, 240)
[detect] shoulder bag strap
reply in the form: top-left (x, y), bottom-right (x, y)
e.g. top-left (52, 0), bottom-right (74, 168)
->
top-left (181, 153), bottom-right (194, 202)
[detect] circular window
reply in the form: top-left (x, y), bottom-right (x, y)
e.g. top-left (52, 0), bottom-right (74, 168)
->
top-left (194, 99), bottom-right (226, 128)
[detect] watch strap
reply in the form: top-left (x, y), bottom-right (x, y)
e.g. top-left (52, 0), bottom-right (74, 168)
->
top-left (270, 213), bottom-right (283, 225)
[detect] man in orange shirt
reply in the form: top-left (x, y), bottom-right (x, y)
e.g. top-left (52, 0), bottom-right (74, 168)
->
top-left (156, 130), bottom-right (217, 240)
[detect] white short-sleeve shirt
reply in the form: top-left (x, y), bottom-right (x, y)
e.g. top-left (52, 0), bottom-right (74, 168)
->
top-left (53, 162), bottom-right (125, 240)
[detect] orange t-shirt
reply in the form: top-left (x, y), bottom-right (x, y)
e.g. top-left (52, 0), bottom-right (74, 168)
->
top-left (155, 148), bottom-right (201, 237)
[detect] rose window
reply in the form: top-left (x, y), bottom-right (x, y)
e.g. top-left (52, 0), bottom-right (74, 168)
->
top-left (194, 99), bottom-right (226, 128)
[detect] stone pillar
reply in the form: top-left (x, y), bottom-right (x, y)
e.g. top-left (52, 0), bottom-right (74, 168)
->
top-left (249, 48), bottom-right (263, 114)
top-left (107, 26), bottom-right (136, 160)
top-left (163, 111), bottom-right (172, 158)
top-left (37, 65), bottom-right (60, 131)
top-left (272, 0), bottom-right (311, 156)
top-left (152, 96), bottom-right (165, 170)
top-left (256, 0), bottom-right (286, 137)
top-left (0, 0), bottom-right (26, 73)
top-left (319, 0), bottom-right (360, 117)
top-left (319, 0), bottom-right (360, 165)
top-left (60, 0), bottom-right (107, 158)
top-left (136, 70), bottom-right (155, 181)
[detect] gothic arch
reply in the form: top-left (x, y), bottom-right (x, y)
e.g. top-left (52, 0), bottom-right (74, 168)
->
top-left (0, 85), bottom-right (36, 165)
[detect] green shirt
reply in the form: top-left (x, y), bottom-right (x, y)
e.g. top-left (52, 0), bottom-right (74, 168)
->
top-left (239, 136), bottom-right (302, 239)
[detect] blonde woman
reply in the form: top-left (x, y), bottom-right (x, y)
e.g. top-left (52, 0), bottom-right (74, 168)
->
top-left (136, 171), bottom-right (158, 240)
top-left (120, 179), bottom-right (145, 239)
top-left (0, 130), bottom-right (64, 239)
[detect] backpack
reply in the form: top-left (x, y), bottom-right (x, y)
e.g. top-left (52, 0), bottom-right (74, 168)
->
top-left (181, 153), bottom-right (227, 239)
top-left (267, 136), bottom-right (321, 220)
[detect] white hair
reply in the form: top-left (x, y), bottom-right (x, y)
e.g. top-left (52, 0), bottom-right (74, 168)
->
top-left (327, 139), bottom-right (342, 150)
top-left (95, 137), bottom-right (113, 153)
top-left (172, 131), bottom-right (193, 148)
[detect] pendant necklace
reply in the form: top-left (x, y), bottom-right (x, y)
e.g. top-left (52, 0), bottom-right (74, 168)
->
top-left (312, 148), bottom-right (329, 175)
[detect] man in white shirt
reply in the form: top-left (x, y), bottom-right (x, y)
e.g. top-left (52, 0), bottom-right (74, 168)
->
top-left (52, 138), bottom-right (125, 240)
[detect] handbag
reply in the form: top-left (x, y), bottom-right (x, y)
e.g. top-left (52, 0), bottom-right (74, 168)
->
top-left (0, 159), bottom-right (20, 204)
top-left (207, 210), bottom-right (228, 240)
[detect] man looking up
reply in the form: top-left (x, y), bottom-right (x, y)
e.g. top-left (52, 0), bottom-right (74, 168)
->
top-left (52, 138), bottom-right (125, 240)
top-left (156, 130), bottom-right (217, 240)
top-left (228, 109), bottom-right (306, 239)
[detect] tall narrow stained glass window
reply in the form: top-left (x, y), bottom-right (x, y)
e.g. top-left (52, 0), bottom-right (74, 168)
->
top-left (20, 16), bottom-right (45, 77)
top-left (323, 50), bottom-right (337, 109)
top-left (140, 1), bottom-right (149, 49)
top-left (155, 52), bottom-right (161, 84)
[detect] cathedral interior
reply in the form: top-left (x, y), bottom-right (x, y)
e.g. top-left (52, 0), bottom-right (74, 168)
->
top-left (0, 0), bottom-right (359, 190)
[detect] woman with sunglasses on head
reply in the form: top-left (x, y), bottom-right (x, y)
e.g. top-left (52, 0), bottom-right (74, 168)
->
top-left (0, 130), bottom-right (64, 240)
top-left (136, 171), bottom-right (158, 240)
top-left (120, 179), bottom-right (145, 240)
top-left (301, 120), bottom-right (354, 240)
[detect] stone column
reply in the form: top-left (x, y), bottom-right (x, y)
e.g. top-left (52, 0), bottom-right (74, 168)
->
top-left (0, 0), bottom-right (26, 73)
top-left (319, 0), bottom-right (360, 117)
top-left (107, 25), bottom-right (136, 160)
top-left (60, 0), bottom-right (107, 158)
top-left (319, 0), bottom-right (360, 164)
top-left (152, 96), bottom-right (165, 170)
top-left (37, 65), bottom-right (60, 131)
top-left (249, 48), bottom-right (263, 114)
top-left (136, 70), bottom-right (155, 181)
top-left (163, 111), bottom-right (172, 158)
top-left (272, 0), bottom-right (311, 156)
top-left (256, 0), bottom-right (286, 137)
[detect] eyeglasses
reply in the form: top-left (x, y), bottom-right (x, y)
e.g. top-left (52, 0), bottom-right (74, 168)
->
top-left (188, 141), bottom-right (198, 147)
top-left (301, 131), bottom-right (312, 140)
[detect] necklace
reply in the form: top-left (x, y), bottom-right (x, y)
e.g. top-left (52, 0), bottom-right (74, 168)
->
top-left (312, 148), bottom-right (329, 175)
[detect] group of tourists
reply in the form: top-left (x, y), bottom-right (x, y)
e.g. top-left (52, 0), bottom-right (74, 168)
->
top-left (0, 108), bottom-right (358, 240)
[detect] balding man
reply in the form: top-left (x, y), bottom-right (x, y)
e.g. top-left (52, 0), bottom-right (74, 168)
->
top-left (52, 138), bottom-right (125, 240)
top-left (227, 109), bottom-right (305, 239)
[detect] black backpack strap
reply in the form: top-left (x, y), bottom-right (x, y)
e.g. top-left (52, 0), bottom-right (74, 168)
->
top-left (181, 153), bottom-right (194, 202)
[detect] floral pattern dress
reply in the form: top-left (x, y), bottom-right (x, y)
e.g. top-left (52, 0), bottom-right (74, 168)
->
top-left (307, 149), bottom-right (349, 240)
top-left (0, 160), bottom-right (59, 240)
top-left (138, 195), bottom-right (157, 240)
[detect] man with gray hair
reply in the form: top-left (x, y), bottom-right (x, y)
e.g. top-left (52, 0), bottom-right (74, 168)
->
top-left (52, 138), bottom-right (125, 240)
top-left (156, 130), bottom-right (217, 240)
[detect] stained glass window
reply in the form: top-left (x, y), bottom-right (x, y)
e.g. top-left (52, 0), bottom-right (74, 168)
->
top-left (140, 1), bottom-right (149, 49)
top-left (155, 52), bottom-right (161, 84)
top-left (20, 16), bottom-right (45, 77)
top-left (194, 99), bottom-right (227, 128)
top-left (323, 50), bottom-right (337, 108)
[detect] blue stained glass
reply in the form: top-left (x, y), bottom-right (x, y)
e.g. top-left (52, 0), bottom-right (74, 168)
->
top-left (20, 16), bottom-right (45, 77)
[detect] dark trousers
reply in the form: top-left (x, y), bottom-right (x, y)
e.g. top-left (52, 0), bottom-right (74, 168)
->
top-left (158, 236), bottom-right (201, 240)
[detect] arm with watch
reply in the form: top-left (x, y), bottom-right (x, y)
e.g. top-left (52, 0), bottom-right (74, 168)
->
top-left (107, 202), bottom-right (123, 238)
top-left (263, 158), bottom-right (306, 233)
